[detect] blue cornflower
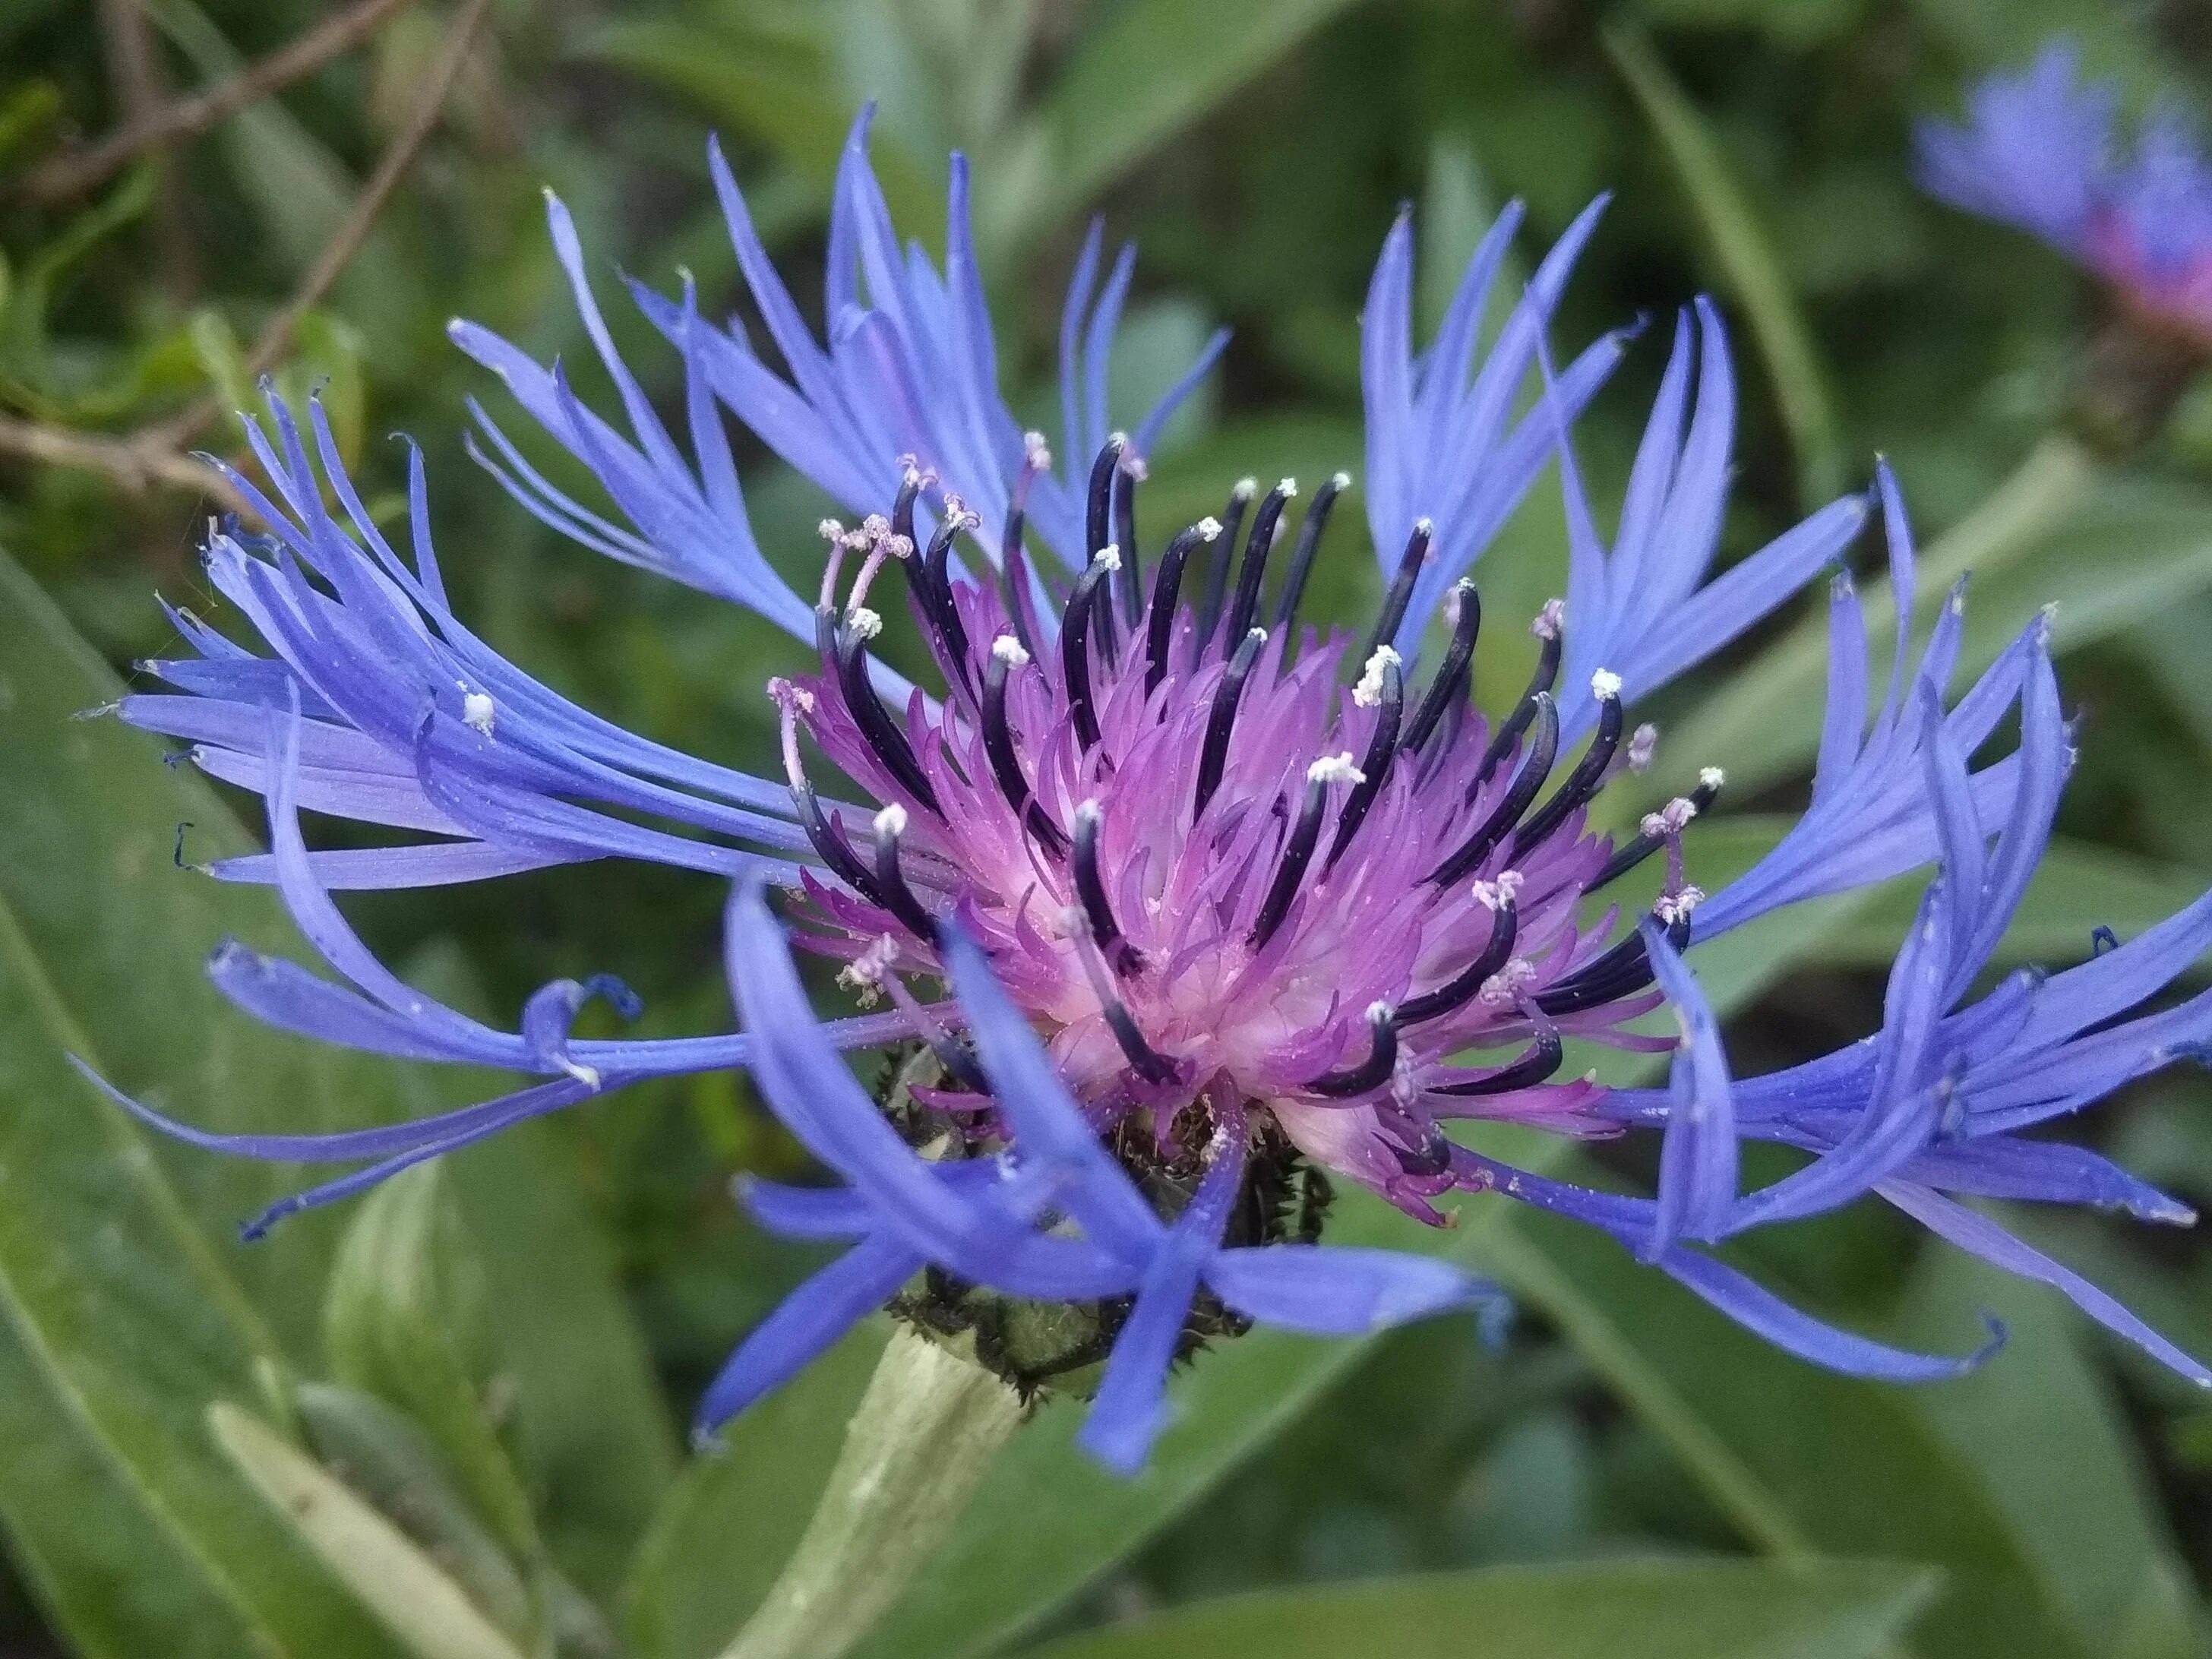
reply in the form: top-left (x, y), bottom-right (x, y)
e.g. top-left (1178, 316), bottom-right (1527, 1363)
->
top-left (94, 110), bottom-right (2212, 1473)
top-left (1917, 41), bottom-right (2212, 350)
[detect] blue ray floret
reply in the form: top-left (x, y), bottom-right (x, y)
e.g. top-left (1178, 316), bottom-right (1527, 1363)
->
top-left (90, 105), bottom-right (2212, 1474)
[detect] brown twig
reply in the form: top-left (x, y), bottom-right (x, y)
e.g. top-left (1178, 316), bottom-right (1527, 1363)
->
top-left (0, 414), bottom-right (254, 518)
top-left (20, 0), bottom-right (415, 207)
top-left (141, 0), bottom-right (494, 453)
top-left (94, 0), bottom-right (199, 295)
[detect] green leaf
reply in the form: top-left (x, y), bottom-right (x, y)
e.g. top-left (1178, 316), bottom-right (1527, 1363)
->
top-left (1473, 1205), bottom-right (2110, 1659)
top-left (324, 1165), bottom-right (541, 1566)
top-left (1603, 26), bottom-right (1846, 507)
top-left (0, 550), bottom-right (403, 1654)
top-left (1894, 1251), bottom-right (2210, 1659)
top-left (210, 1401), bottom-right (532, 1659)
top-left (1007, 0), bottom-right (1366, 248)
top-left (1011, 1559), bottom-right (1939, 1659)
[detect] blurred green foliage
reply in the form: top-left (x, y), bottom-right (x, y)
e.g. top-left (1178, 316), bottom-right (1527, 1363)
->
top-left (5, 1), bottom-right (2212, 1656)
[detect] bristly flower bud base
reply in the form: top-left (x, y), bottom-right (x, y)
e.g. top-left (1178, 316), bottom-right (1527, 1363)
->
top-left (877, 1046), bottom-right (1331, 1399)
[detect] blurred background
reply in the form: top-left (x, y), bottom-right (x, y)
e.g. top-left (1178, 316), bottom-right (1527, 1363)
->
top-left (4, 2), bottom-right (2212, 1656)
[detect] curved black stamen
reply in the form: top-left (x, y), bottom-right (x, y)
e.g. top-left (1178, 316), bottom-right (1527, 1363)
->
top-left (1357, 519), bottom-right (1433, 667)
top-left (1474, 626), bottom-right (1563, 789)
top-left (1272, 472), bottom-right (1348, 636)
top-left (1430, 694), bottom-right (1559, 886)
top-left (921, 1028), bottom-right (991, 1095)
top-left (1401, 581), bottom-right (1480, 754)
top-left (1194, 480), bottom-right (1256, 655)
top-left (1223, 482), bottom-right (1294, 649)
top-left (981, 649), bottom-right (1070, 857)
top-left (1000, 506), bottom-right (1039, 657)
top-left (1072, 802), bottom-right (1139, 972)
top-left (1145, 523), bottom-right (1213, 693)
top-left (1397, 898), bottom-right (1519, 1026)
top-left (1534, 912), bottom-right (1691, 1016)
top-left (921, 520), bottom-right (975, 679)
top-left (1310, 1003), bottom-right (1400, 1098)
top-left (1194, 627), bottom-right (1269, 820)
top-left (1389, 1120), bottom-right (1455, 1177)
top-left (1252, 767), bottom-right (1336, 950)
top-left (1085, 438), bottom-right (1126, 660)
top-left (1085, 435), bottom-right (1123, 560)
top-left (834, 622), bottom-right (943, 816)
top-left (1103, 997), bottom-right (1181, 1085)
top-left (1114, 455), bottom-right (1144, 627)
top-left (1430, 1031), bottom-right (1564, 1096)
top-left (1061, 556), bottom-right (1116, 751)
top-left (1591, 773), bottom-right (1723, 891)
top-left (1513, 689), bottom-right (1623, 852)
top-left (891, 469), bottom-right (924, 548)
top-left (1323, 659), bottom-right (1403, 872)
top-left (792, 781), bottom-right (889, 908)
top-left (871, 811), bottom-right (939, 940)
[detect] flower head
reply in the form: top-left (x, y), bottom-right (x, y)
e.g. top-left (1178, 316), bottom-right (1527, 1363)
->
top-left (96, 110), bottom-right (2212, 1473)
top-left (1917, 41), bottom-right (2212, 349)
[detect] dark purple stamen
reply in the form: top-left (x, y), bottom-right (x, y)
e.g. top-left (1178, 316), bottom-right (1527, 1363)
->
top-left (1000, 506), bottom-right (1040, 656)
top-left (1387, 1119), bottom-right (1455, 1177)
top-left (1475, 625), bottom-right (1563, 788)
top-left (1062, 555), bottom-right (1116, 750)
top-left (1401, 581), bottom-right (1480, 754)
top-left (1114, 454), bottom-right (1144, 627)
top-left (1591, 773), bottom-right (1724, 890)
top-left (981, 649), bottom-right (1069, 857)
top-left (1430, 693), bottom-right (1559, 885)
top-left (1146, 523), bottom-right (1212, 693)
top-left (1222, 482), bottom-right (1295, 649)
top-left (871, 811), bottom-right (938, 940)
top-left (922, 521), bottom-right (974, 678)
top-left (1194, 627), bottom-right (1269, 820)
top-left (1073, 802), bottom-right (1140, 973)
top-left (1085, 437), bottom-right (1126, 659)
top-left (1272, 472), bottom-right (1348, 635)
top-left (1357, 519), bottom-right (1433, 667)
top-left (833, 621), bottom-right (943, 816)
top-left (1534, 912), bottom-right (1691, 1016)
top-left (793, 780), bottom-right (890, 909)
top-left (1323, 659), bottom-right (1403, 872)
top-left (1251, 769), bottom-right (1335, 950)
top-left (1430, 1031), bottom-right (1564, 1096)
top-left (1513, 688), bottom-right (1624, 852)
top-left (1310, 1003), bottom-right (1400, 1098)
top-left (1396, 897), bottom-right (1519, 1025)
top-left (891, 470), bottom-right (924, 546)
top-left (1194, 480), bottom-right (1256, 653)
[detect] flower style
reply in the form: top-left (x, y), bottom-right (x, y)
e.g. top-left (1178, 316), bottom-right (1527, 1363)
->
top-left (96, 112), bottom-right (2212, 1474)
top-left (1917, 40), bottom-right (2212, 349)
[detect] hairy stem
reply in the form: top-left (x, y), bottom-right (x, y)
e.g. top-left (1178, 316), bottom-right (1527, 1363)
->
top-left (718, 1327), bottom-right (1026, 1659)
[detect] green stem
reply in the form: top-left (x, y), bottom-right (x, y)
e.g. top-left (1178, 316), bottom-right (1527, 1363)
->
top-left (717, 1327), bottom-right (1026, 1659)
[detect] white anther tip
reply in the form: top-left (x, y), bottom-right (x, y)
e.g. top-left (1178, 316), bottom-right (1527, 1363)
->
top-left (1366, 1000), bottom-right (1395, 1024)
top-left (1073, 798), bottom-right (1103, 827)
top-left (1591, 668), bottom-right (1623, 700)
top-left (1352, 644), bottom-right (1402, 708)
top-left (845, 606), bottom-right (883, 640)
top-left (991, 634), bottom-right (1030, 666)
top-left (1699, 765), bottom-right (1726, 790)
top-left (1308, 752), bottom-right (1366, 786)
top-left (1278, 477), bottom-right (1299, 497)
top-left (1234, 477), bottom-right (1258, 500)
top-left (873, 803), bottom-right (908, 837)
top-left (1197, 516), bottom-right (1223, 541)
top-left (1332, 470), bottom-right (1353, 491)
top-left (1095, 542), bottom-right (1122, 572)
top-left (461, 691), bottom-right (495, 737)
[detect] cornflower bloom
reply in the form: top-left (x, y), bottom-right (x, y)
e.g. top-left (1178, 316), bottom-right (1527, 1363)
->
top-left (96, 112), bottom-right (2212, 1475)
top-left (1917, 40), bottom-right (2212, 351)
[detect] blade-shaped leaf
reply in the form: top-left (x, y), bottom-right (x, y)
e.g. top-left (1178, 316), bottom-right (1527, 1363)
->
top-left (1010, 1559), bottom-right (1939, 1659)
